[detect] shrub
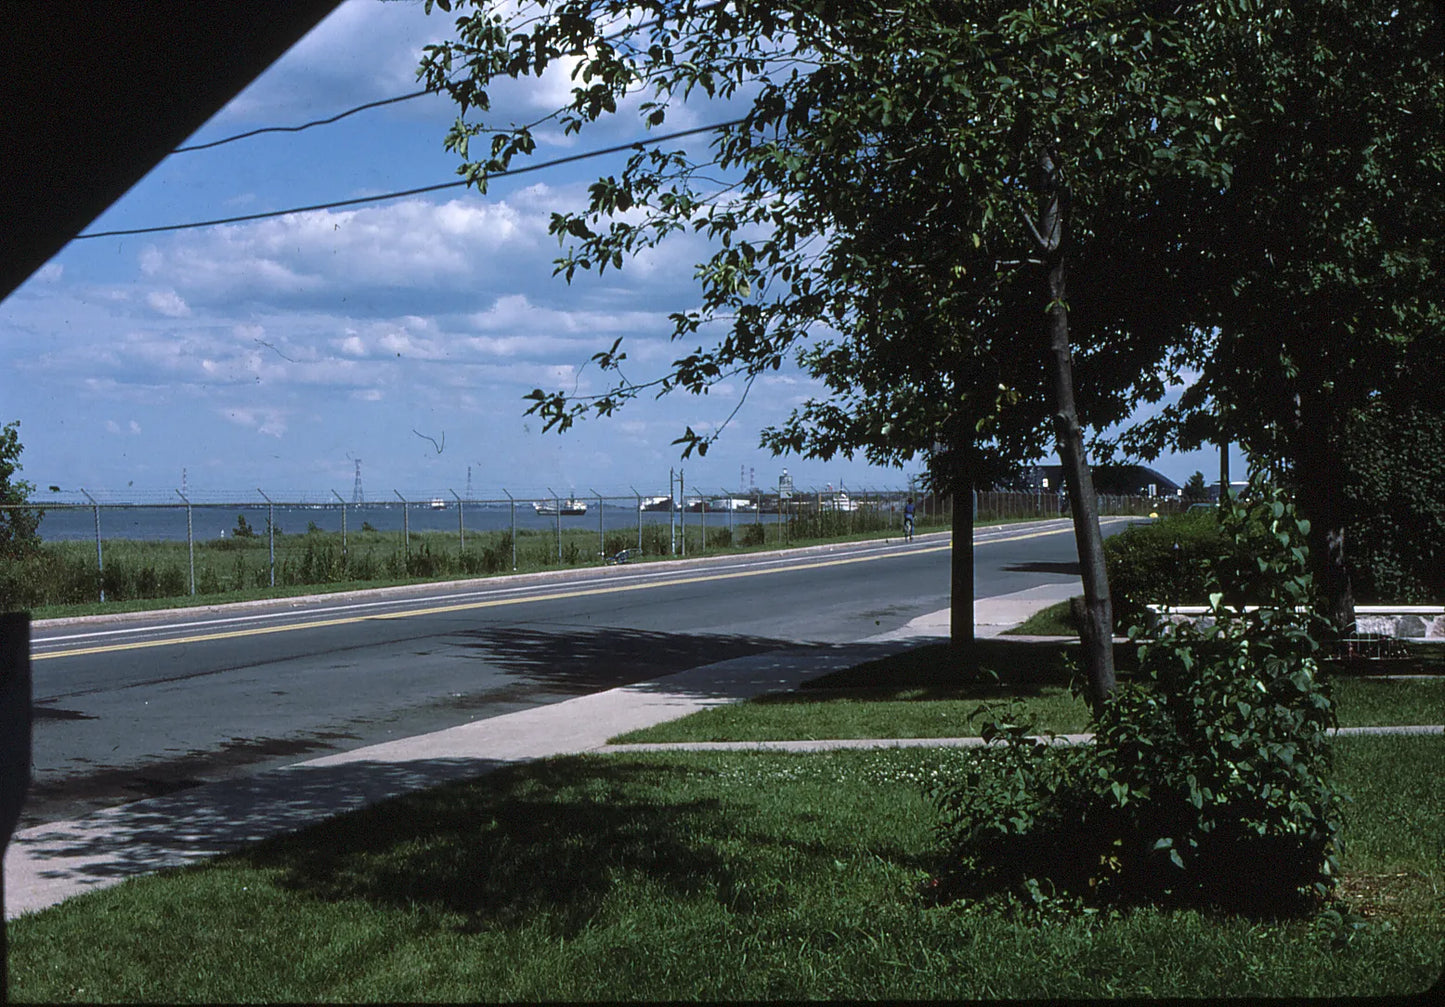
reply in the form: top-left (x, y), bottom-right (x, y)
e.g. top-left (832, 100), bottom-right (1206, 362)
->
top-left (604, 532), bottom-right (635, 557)
top-left (1341, 400), bottom-right (1445, 603)
top-left (930, 482), bottom-right (1342, 917)
top-left (1103, 509), bottom-right (1226, 627)
top-left (641, 523), bottom-right (672, 555)
top-left (232, 514), bottom-right (258, 539)
top-left (480, 533), bottom-right (512, 574)
top-left (1105, 503), bottom-right (1288, 629)
top-left (739, 522), bottom-right (766, 547)
top-left (406, 542), bottom-right (441, 578)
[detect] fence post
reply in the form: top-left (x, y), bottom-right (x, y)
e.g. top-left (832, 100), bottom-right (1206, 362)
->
top-left (699, 494), bottom-right (706, 554)
top-left (79, 489), bottom-right (104, 602)
top-left (547, 487), bottom-right (561, 563)
top-left (502, 489), bottom-right (517, 570)
top-left (631, 486), bottom-right (643, 552)
top-left (331, 490), bottom-right (347, 560)
top-left (177, 490), bottom-right (195, 595)
top-left (679, 470), bottom-right (687, 557)
top-left (723, 487), bottom-right (733, 541)
top-left (258, 488), bottom-right (276, 587)
top-left (669, 468), bottom-right (677, 556)
top-left (451, 489), bottom-right (464, 553)
top-left (393, 490), bottom-right (409, 560)
top-left (591, 488), bottom-right (604, 561)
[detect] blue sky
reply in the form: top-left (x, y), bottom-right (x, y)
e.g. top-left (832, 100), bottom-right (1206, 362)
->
top-left (0, 0), bottom-right (1242, 504)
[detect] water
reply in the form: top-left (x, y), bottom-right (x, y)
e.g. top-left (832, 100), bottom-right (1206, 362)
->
top-left (33, 502), bottom-right (782, 543)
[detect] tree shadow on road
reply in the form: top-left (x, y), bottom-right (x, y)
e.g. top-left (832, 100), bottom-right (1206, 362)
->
top-left (448, 623), bottom-right (819, 692)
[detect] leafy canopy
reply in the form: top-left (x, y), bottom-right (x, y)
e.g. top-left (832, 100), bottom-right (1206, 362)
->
top-left (420, 0), bottom-right (1252, 471)
top-left (0, 420), bottom-right (41, 560)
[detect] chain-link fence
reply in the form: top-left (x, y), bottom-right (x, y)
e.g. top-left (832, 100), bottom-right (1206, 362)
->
top-left (0, 484), bottom-right (1179, 608)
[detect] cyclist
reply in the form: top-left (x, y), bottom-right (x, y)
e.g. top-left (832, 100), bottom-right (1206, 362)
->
top-left (903, 498), bottom-right (915, 542)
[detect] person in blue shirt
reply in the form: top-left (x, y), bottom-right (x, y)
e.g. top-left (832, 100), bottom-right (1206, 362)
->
top-left (903, 498), bottom-right (915, 542)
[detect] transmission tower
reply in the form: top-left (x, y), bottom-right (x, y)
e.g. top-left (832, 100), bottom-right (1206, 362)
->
top-left (352, 459), bottom-right (364, 504)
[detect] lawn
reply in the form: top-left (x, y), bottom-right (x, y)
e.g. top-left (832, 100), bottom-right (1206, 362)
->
top-left (8, 736), bottom-right (1442, 1001)
top-left (611, 641), bottom-right (1444, 744)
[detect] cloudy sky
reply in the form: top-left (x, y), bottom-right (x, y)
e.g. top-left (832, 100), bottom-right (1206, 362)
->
top-left (0, 0), bottom-right (1240, 504)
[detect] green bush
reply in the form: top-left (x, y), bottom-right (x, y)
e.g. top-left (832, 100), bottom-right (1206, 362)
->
top-left (930, 483), bottom-right (1341, 917)
top-left (1342, 401), bottom-right (1445, 603)
top-left (481, 533), bottom-right (512, 574)
top-left (1103, 509), bottom-right (1226, 627)
top-left (739, 522), bottom-right (767, 547)
top-left (641, 523), bottom-right (672, 555)
top-left (1104, 504), bottom-right (1289, 629)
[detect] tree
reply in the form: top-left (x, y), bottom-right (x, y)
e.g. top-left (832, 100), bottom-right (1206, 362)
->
top-left (1121, 0), bottom-right (1445, 630)
top-left (420, 0), bottom-right (1248, 705)
top-left (1182, 471), bottom-right (1209, 500)
top-left (0, 420), bottom-right (41, 560)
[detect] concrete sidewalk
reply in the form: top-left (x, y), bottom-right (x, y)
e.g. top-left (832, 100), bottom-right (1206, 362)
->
top-left (4, 584), bottom-right (1080, 919)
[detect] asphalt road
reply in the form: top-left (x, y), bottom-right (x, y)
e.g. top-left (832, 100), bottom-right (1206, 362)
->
top-left (24, 518), bottom-right (1117, 826)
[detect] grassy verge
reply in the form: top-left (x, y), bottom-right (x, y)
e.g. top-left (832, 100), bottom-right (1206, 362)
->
top-left (9, 735), bottom-right (1441, 1001)
top-left (1005, 599), bottom-right (1078, 636)
top-left (611, 642), bottom-right (1444, 744)
top-left (8, 512), bottom-right (966, 620)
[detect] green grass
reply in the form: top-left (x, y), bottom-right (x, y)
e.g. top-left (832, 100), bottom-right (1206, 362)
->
top-left (1005, 598), bottom-right (1078, 636)
top-left (1332, 676), bottom-right (1445, 728)
top-left (610, 683), bottom-right (1093, 743)
top-left (9, 736), bottom-right (1442, 1001)
top-left (611, 641), bottom-right (1443, 744)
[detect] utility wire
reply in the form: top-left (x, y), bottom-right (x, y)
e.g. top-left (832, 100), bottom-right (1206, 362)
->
top-left (167, 3), bottom-right (731, 155)
top-left (84, 1), bottom-right (1204, 239)
top-left (172, 90), bottom-right (436, 152)
top-left (75, 119), bottom-right (744, 239)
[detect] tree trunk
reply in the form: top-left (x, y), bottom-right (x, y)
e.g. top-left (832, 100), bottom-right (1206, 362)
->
top-left (951, 481), bottom-right (974, 648)
top-left (1295, 393), bottom-right (1356, 633)
top-left (1037, 150), bottom-right (1115, 709)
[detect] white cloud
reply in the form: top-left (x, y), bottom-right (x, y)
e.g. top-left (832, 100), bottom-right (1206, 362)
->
top-left (223, 407), bottom-right (289, 438)
top-left (146, 289), bottom-right (192, 317)
top-left (36, 263), bottom-right (63, 283)
top-left (136, 197), bottom-right (554, 307)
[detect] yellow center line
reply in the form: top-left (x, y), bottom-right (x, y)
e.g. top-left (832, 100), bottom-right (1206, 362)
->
top-left (35, 521), bottom-right (1084, 661)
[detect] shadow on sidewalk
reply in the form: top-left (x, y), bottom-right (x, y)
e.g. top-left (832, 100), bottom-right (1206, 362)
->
top-left (12, 756), bottom-right (506, 888)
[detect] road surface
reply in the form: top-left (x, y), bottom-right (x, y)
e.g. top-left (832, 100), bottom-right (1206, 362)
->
top-left (24, 518), bottom-right (1120, 826)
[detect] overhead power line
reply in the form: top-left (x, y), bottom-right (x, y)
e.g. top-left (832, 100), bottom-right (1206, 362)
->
top-left (84, 1), bottom-right (1206, 240)
top-left (172, 90), bottom-right (436, 153)
top-left (75, 120), bottom-right (744, 239)
top-left (166, 3), bottom-right (732, 156)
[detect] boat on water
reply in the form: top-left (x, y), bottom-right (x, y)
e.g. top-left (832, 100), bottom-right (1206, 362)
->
top-left (639, 496), bottom-right (673, 512)
top-left (534, 498), bottom-right (588, 516)
top-left (429, 498), bottom-right (447, 510)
